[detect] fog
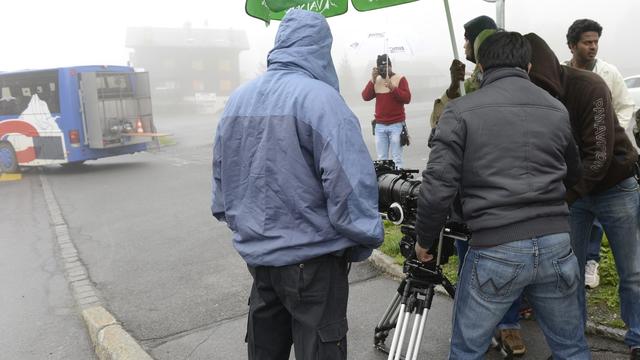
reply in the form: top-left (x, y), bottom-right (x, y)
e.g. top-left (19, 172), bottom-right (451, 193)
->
top-left (4, 0), bottom-right (639, 108)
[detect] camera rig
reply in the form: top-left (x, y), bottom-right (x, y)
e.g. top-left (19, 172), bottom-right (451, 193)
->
top-left (373, 160), bottom-right (471, 360)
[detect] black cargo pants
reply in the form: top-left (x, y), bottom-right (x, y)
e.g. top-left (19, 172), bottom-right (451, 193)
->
top-left (246, 253), bottom-right (349, 360)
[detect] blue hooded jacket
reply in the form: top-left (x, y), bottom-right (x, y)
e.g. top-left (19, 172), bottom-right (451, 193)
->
top-left (211, 9), bottom-right (384, 267)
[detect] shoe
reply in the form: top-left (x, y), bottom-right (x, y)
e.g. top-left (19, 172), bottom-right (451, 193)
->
top-left (585, 260), bottom-right (600, 289)
top-left (631, 347), bottom-right (640, 359)
top-left (492, 328), bottom-right (526, 357)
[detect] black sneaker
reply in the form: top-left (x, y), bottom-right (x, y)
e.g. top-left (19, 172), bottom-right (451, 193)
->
top-left (631, 347), bottom-right (640, 360)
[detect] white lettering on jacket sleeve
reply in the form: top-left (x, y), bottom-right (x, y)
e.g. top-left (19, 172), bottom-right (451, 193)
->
top-left (591, 97), bottom-right (607, 171)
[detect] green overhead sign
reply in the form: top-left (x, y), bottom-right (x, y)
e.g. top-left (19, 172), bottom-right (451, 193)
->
top-left (246, 0), bottom-right (418, 24)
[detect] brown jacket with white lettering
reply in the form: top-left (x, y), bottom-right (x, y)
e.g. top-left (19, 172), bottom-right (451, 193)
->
top-left (526, 33), bottom-right (637, 203)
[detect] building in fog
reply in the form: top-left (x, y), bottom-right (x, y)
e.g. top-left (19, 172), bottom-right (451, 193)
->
top-left (126, 25), bottom-right (249, 113)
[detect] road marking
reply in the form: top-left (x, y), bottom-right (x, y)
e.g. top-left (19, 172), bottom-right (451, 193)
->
top-left (0, 173), bottom-right (22, 181)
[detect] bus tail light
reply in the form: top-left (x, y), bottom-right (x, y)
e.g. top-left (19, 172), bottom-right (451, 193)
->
top-left (69, 130), bottom-right (80, 146)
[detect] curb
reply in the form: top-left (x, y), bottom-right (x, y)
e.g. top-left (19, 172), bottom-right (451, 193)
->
top-left (83, 307), bottom-right (153, 360)
top-left (367, 249), bottom-right (626, 343)
top-left (40, 175), bottom-right (154, 360)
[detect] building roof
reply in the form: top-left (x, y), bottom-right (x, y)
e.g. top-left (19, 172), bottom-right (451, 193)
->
top-left (126, 26), bottom-right (249, 50)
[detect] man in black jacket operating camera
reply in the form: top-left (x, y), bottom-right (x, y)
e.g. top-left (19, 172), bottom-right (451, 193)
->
top-left (414, 31), bottom-right (588, 359)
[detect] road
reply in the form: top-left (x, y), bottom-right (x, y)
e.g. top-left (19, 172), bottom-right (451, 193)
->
top-left (1, 100), bottom-right (632, 359)
top-left (1, 173), bottom-right (95, 359)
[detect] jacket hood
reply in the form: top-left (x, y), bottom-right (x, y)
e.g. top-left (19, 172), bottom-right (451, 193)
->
top-left (267, 9), bottom-right (339, 91)
top-left (524, 33), bottom-right (565, 99)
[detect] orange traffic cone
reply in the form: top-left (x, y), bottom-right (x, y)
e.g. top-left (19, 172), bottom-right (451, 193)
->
top-left (136, 119), bottom-right (144, 134)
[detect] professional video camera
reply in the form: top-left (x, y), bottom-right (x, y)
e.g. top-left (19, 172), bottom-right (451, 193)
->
top-left (373, 160), bottom-right (471, 360)
top-left (374, 160), bottom-right (467, 266)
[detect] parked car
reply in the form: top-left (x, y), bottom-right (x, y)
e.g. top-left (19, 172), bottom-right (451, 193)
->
top-left (624, 75), bottom-right (640, 108)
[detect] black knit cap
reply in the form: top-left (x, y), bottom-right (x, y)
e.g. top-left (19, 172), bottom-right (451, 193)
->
top-left (464, 15), bottom-right (497, 45)
top-left (377, 54), bottom-right (391, 67)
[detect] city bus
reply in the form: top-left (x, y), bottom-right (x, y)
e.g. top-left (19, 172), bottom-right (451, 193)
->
top-left (0, 65), bottom-right (158, 173)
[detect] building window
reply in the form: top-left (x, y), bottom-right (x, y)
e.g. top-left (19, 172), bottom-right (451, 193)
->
top-left (218, 59), bottom-right (231, 72)
top-left (219, 79), bottom-right (232, 93)
top-left (193, 80), bottom-right (204, 91)
top-left (192, 60), bottom-right (204, 71)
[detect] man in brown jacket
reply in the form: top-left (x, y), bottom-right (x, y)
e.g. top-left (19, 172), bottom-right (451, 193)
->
top-left (526, 33), bottom-right (640, 359)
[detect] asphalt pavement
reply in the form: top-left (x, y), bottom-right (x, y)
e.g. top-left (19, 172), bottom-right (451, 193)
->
top-left (0, 173), bottom-right (95, 359)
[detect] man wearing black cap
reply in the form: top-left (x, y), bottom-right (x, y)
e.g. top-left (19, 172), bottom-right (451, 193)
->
top-left (428, 15), bottom-right (527, 357)
top-left (429, 15), bottom-right (497, 128)
top-left (362, 54), bottom-right (411, 169)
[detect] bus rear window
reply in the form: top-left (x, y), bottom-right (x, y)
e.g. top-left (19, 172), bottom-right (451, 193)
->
top-left (96, 73), bottom-right (134, 98)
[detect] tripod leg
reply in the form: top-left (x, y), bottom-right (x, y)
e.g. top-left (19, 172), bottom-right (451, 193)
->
top-left (405, 310), bottom-right (422, 360)
top-left (375, 292), bottom-right (401, 347)
top-left (410, 307), bottom-right (429, 360)
top-left (393, 306), bottom-right (412, 360)
top-left (410, 286), bottom-right (436, 359)
top-left (387, 304), bottom-right (407, 360)
top-left (377, 292), bottom-right (401, 329)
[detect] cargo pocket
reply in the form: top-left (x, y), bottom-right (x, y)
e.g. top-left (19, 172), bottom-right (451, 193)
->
top-left (317, 318), bottom-right (348, 360)
top-left (553, 249), bottom-right (580, 294)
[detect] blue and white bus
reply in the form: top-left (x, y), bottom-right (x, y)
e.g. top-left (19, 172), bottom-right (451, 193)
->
top-left (0, 65), bottom-right (157, 172)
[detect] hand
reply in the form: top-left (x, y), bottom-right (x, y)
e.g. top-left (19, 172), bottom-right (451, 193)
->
top-left (384, 80), bottom-right (396, 91)
top-left (414, 242), bottom-right (434, 263)
top-left (565, 189), bottom-right (579, 206)
top-left (371, 67), bottom-right (379, 83)
top-left (447, 59), bottom-right (465, 97)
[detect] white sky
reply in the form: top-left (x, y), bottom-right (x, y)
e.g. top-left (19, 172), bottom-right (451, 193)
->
top-left (3, 1), bottom-right (639, 77)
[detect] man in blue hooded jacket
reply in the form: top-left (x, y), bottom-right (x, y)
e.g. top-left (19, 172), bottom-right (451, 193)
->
top-left (211, 9), bottom-right (384, 360)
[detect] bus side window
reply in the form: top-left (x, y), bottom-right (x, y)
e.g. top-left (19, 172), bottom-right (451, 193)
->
top-left (0, 87), bottom-right (19, 116)
top-left (44, 82), bottom-right (60, 113)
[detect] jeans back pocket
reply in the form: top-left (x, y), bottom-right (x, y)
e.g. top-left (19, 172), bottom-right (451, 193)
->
top-left (472, 252), bottom-right (525, 302)
top-left (552, 249), bottom-right (580, 294)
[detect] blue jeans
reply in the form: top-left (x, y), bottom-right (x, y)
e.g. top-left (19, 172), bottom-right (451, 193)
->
top-left (455, 239), bottom-right (521, 329)
top-left (569, 177), bottom-right (640, 348)
top-left (450, 233), bottom-right (590, 360)
top-left (586, 221), bottom-right (603, 262)
top-left (374, 122), bottom-right (403, 169)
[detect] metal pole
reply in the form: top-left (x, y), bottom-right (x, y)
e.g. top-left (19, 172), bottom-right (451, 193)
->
top-left (496, 0), bottom-right (505, 28)
top-left (443, 0), bottom-right (465, 96)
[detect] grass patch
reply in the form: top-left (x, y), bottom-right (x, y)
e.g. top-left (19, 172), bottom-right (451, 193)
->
top-left (380, 221), bottom-right (404, 265)
top-left (381, 222), bottom-right (459, 282)
top-left (586, 236), bottom-right (623, 328)
top-left (380, 222), bottom-right (623, 329)
top-left (157, 135), bottom-right (176, 146)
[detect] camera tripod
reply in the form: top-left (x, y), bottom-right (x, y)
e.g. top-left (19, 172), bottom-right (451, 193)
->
top-left (373, 227), bottom-right (464, 360)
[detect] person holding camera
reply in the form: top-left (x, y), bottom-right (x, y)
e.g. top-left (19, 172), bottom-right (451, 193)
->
top-left (212, 10), bottom-right (384, 360)
top-left (414, 31), bottom-right (589, 359)
top-left (362, 54), bottom-right (411, 169)
top-left (526, 32), bottom-right (640, 359)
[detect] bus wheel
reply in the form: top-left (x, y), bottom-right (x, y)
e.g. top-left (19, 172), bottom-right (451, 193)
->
top-left (0, 142), bottom-right (18, 173)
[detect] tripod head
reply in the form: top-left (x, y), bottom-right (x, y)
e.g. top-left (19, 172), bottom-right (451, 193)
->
top-left (396, 223), bottom-right (468, 298)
